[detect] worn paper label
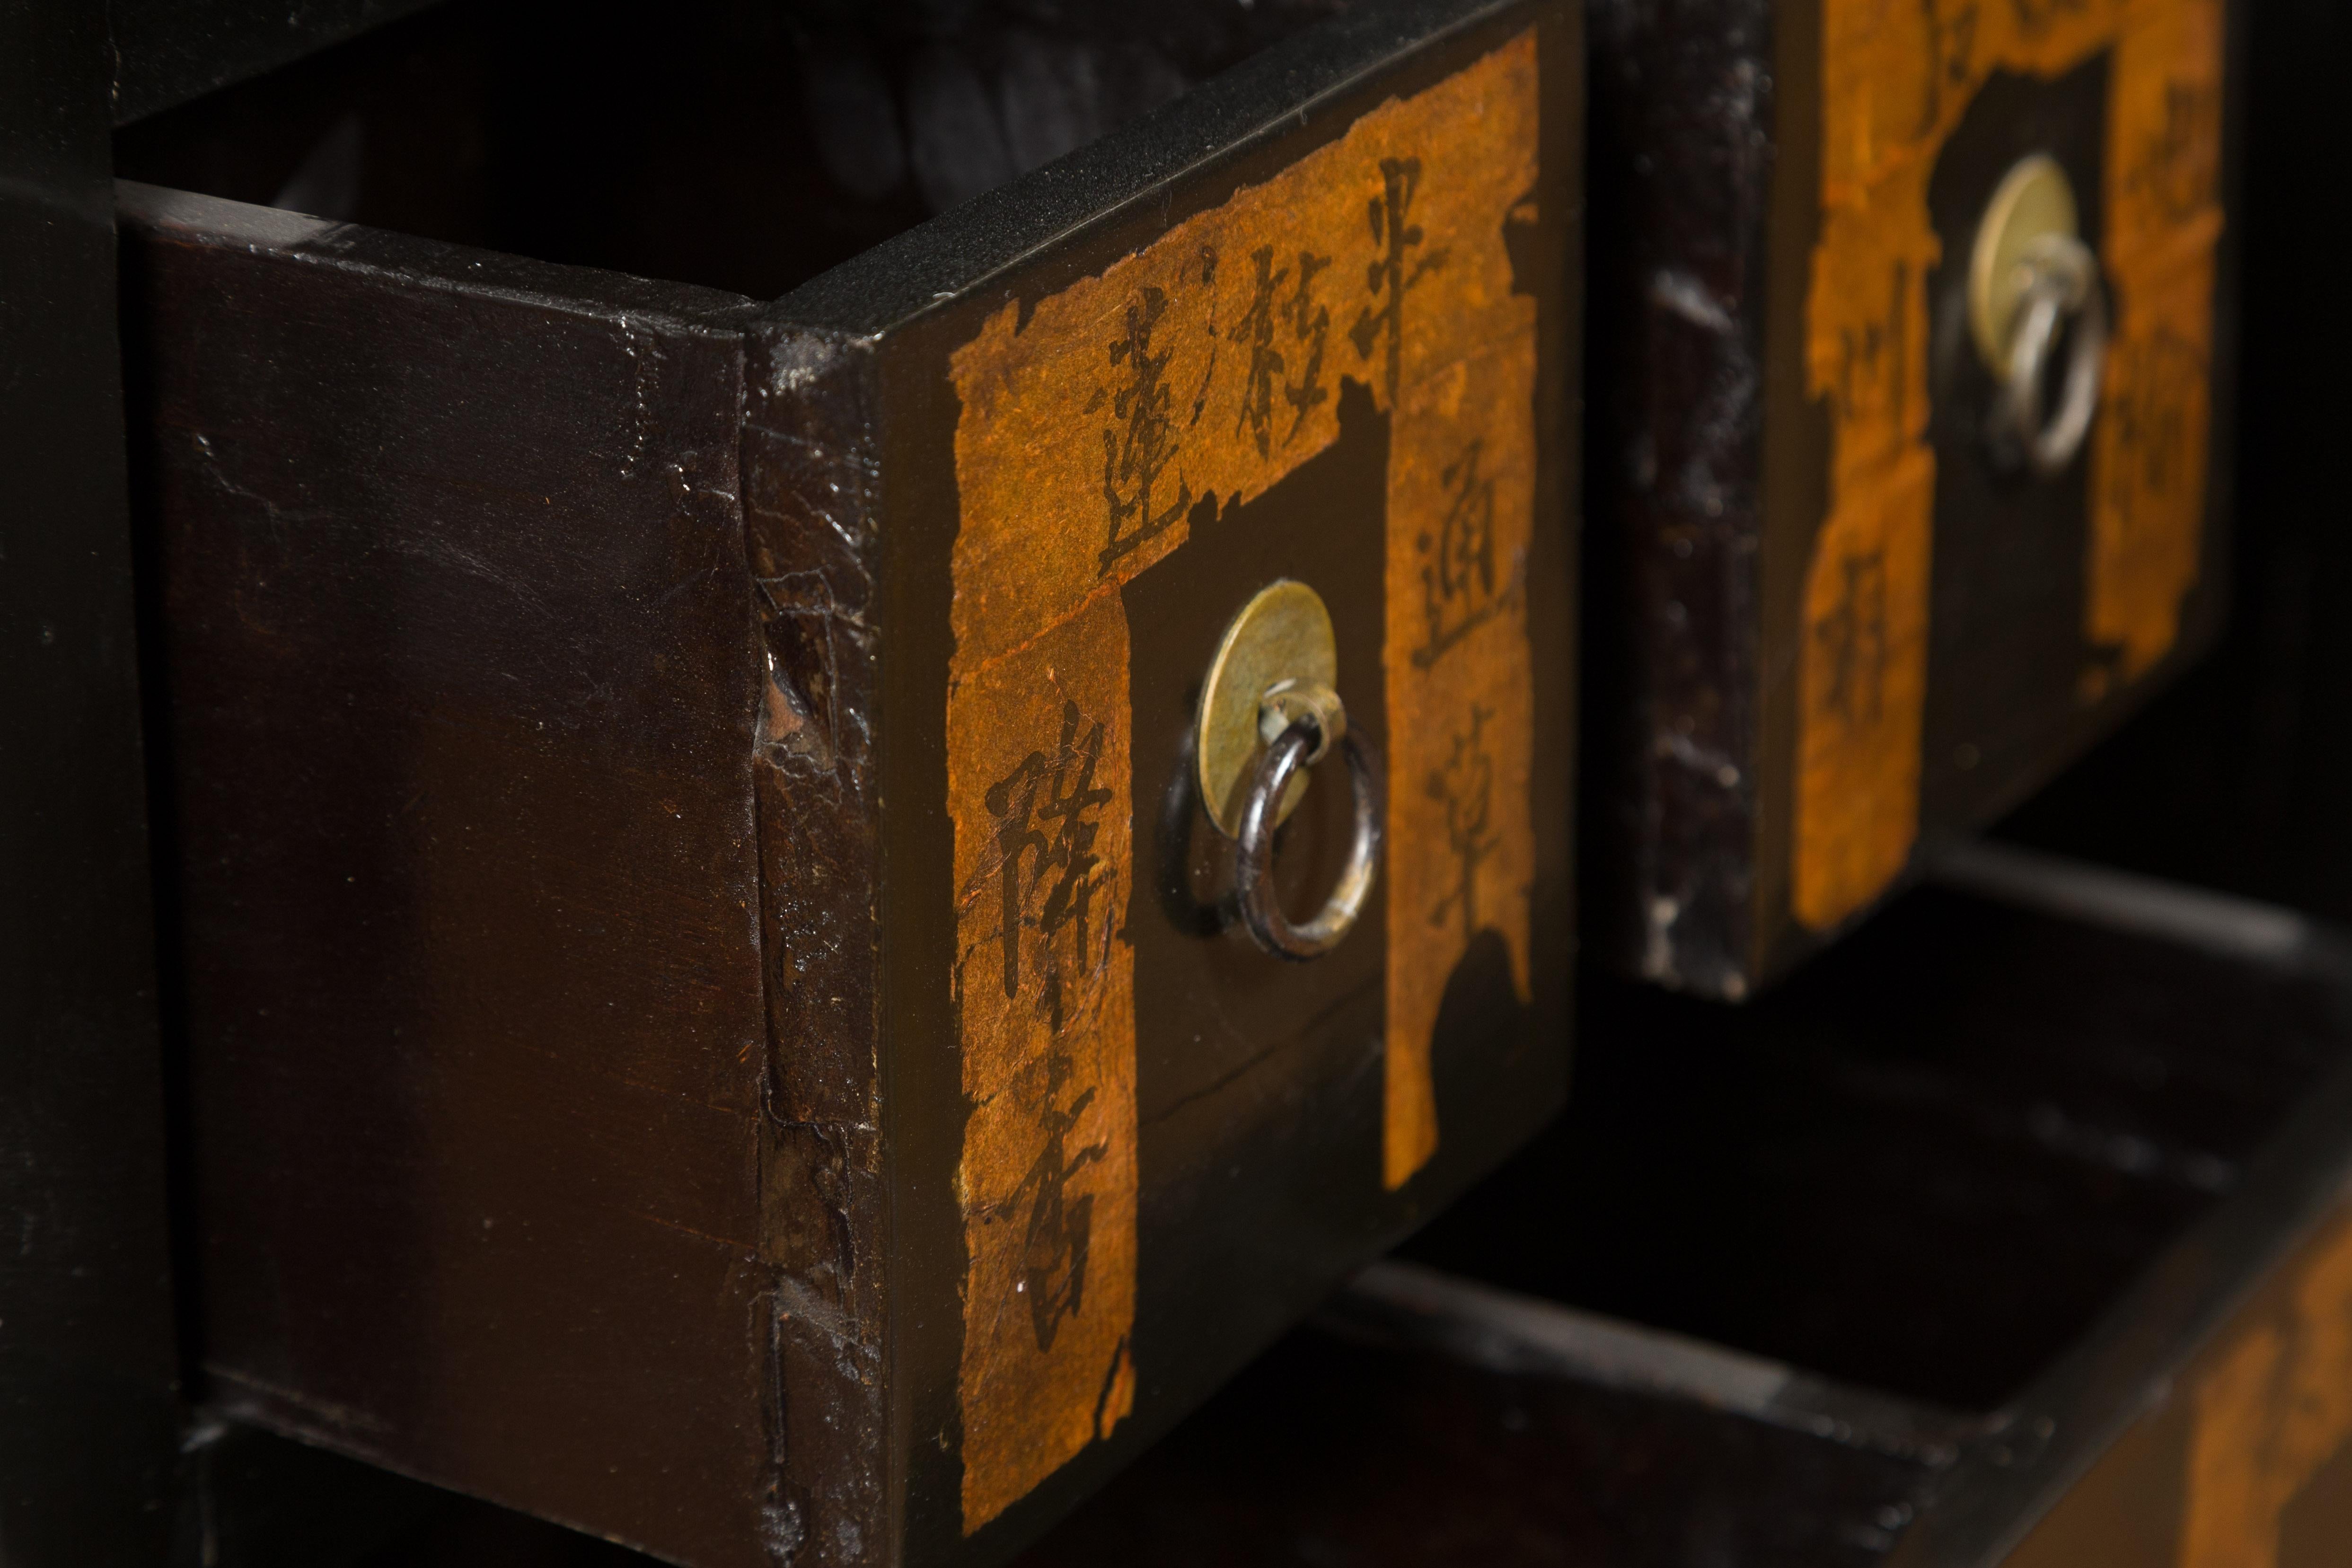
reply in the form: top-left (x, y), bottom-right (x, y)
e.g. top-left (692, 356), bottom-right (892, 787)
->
top-left (945, 595), bottom-right (1140, 1536)
top-left (1381, 333), bottom-right (1539, 1185)
top-left (1797, 0), bottom-right (2224, 930)
top-left (946, 31), bottom-right (1541, 1530)
top-left (2180, 1213), bottom-right (2352, 1568)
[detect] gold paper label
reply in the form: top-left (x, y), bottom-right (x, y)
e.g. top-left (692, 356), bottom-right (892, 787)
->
top-left (1797, 0), bottom-right (2224, 930)
top-left (946, 31), bottom-right (1541, 1530)
top-left (2181, 1214), bottom-right (2352, 1568)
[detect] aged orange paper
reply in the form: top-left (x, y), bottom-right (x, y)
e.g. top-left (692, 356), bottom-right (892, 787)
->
top-left (2180, 1214), bottom-right (2352, 1568)
top-left (1797, 0), bottom-right (2223, 930)
top-left (945, 596), bottom-right (1140, 1535)
top-left (947, 30), bottom-right (1540, 1531)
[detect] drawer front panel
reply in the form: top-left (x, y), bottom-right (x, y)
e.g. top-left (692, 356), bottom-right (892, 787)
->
top-left (1794, 0), bottom-right (2226, 931)
top-left (1581, 0), bottom-right (2230, 996)
top-left (938, 26), bottom-right (1556, 1536)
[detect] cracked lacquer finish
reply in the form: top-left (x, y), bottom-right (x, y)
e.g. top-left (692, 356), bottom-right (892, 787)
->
top-left (121, 185), bottom-right (789, 1565)
top-left (1581, 0), bottom-right (1778, 1002)
top-left (120, 2), bottom-right (1579, 1563)
top-left (743, 330), bottom-right (892, 1562)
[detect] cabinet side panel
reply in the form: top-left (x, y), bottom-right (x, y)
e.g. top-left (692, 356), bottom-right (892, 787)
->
top-left (1580, 0), bottom-right (1776, 999)
top-left (121, 187), bottom-right (779, 1568)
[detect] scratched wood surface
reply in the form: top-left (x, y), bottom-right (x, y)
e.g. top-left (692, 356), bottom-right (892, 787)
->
top-left (120, 184), bottom-right (787, 1568)
top-left (122, 2), bottom-right (1581, 1564)
top-left (139, 868), bottom-right (2352, 1568)
top-left (1581, 0), bottom-right (2234, 998)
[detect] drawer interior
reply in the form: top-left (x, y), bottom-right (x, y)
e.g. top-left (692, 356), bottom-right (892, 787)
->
top-left (1401, 857), bottom-right (2352, 1411)
top-left (1009, 855), bottom-right (2352, 1567)
top-left (112, 0), bottom-right (1352, 300)
top-left (171, 854), bottom-right (2352, 1566)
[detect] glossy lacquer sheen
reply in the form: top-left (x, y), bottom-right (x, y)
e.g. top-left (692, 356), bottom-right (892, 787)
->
top-left (120, 2), bottom-right (1584, 1562)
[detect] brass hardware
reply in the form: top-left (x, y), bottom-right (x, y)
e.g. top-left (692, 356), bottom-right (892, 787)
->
top-left (1970, 154), bottom-right (2109, 476)
top-left (1970, 154), bottom-right (2077, 370)
top-left (1196, 580), bottom-right (1339, 838)
top-left (1196, 581), bottom-right (1383, 960)
top-left (1258, 678), bottom-right (1346, 766)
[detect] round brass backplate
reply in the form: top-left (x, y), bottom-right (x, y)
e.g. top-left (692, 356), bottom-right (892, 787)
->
top-left (1197, 580), bottom-right (1339, 839)
top-left (1970, 153), bottom-right (2081, 373)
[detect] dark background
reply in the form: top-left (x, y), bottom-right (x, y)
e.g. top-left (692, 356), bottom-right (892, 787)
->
top-left (5, 0), bottom-right (2350, 1561)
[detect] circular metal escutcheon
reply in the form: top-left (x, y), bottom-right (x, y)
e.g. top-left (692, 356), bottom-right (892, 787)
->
top-left (1196, 579), bottom-right (1339, 839)
top-left (1969, 152), bottom-right (2081, 375)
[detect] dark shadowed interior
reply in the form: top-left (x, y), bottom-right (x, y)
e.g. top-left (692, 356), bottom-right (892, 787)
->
top-left (114, 0), bottom-right (1353, 300)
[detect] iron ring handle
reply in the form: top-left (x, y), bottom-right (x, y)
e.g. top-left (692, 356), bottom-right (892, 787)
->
top-left (1991, 233), bottom-right (2108, 478)
top-left (1233, 693), bottom-right (1383, 961)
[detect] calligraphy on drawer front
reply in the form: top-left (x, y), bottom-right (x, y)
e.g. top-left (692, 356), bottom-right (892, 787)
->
top-left (2179, 1211), bottom-right (2352, 1568)
top-left (945, 598), bottom-right (1140, 1535)
top-left (947, 32), bottom-right (1539, 1532)
top-left (1797, 0), bottom-right (2224, 931)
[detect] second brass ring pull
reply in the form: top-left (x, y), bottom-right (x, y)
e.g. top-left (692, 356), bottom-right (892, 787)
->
top-left (1991, 232), bottom-right (2108, 477)
top-left (1233, 682), bottom-right (1383, 961)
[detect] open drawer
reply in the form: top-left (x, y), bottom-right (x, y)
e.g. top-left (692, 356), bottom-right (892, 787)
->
top-left (1014, 847), bottom-right (2352, 1566)
top-left (1576, 0), bottom-right (2241, 1002)
top-left (113, 3), bottom-right (1584, 1565)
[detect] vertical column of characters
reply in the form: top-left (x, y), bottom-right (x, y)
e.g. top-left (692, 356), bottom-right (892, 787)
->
top-left (949, 264), bottom-right (1210, 1531)
top-left (1797, 0), bottom-right (1949, 932)
top-left (1371, 34), bottom-right (1542, 1188)
top-left (1799, 0), bottom-right (2121, 931)
top-left (2086, 0), bottom-right (2224, 692)
top-left (945, 182), bottom-right (1289, 1535)
top-left (945, 27), bottom-right (1550, 1518)
top-left (946, 597), bottom-right (1140, 1533)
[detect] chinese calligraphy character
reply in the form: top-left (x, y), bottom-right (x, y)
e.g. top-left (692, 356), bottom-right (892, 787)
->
top-left (1231, 245), bottom-right (1290, 458)
top-left (1917, 0), bottom-right (1979, 134)
top-left (1014, 1050), bottom-right (1107, 1352)
top-left (2128, 80), bottom-right (2221, 224)
top-left (1231, 246), bottom-right (1336, 457)
top-left (1817, 551), bottom-right (1888, 726)
top-left (2105, 328), bottom-right (2202, 507)
top-left (1412, 437), bottom-right (1503, 668)
top-left (1186, 243), bottom-right (1221, 431)
top-left (1094, 286), bottom-right (1192, 574)
top-left (1428, 705), bottom-right (1498, 939)
top-left (983, 700), bottom-right (1115, 1031)
top-left (1834, 260), bottom-right (1908, 440)
top-left (1283, 249), bottom-right (1333, 444)
top-left (1348, 157), bottom-right (1449, 404)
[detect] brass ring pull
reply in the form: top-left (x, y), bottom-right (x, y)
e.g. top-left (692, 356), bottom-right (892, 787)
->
top-left (1990, 232), bottom-right (2108, 477)
top-left (1233, 681), bottom-right (1383, 961)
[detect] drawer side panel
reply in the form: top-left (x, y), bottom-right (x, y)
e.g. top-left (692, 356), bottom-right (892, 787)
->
top-left (120, 186), bottom-right (780, 1568)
